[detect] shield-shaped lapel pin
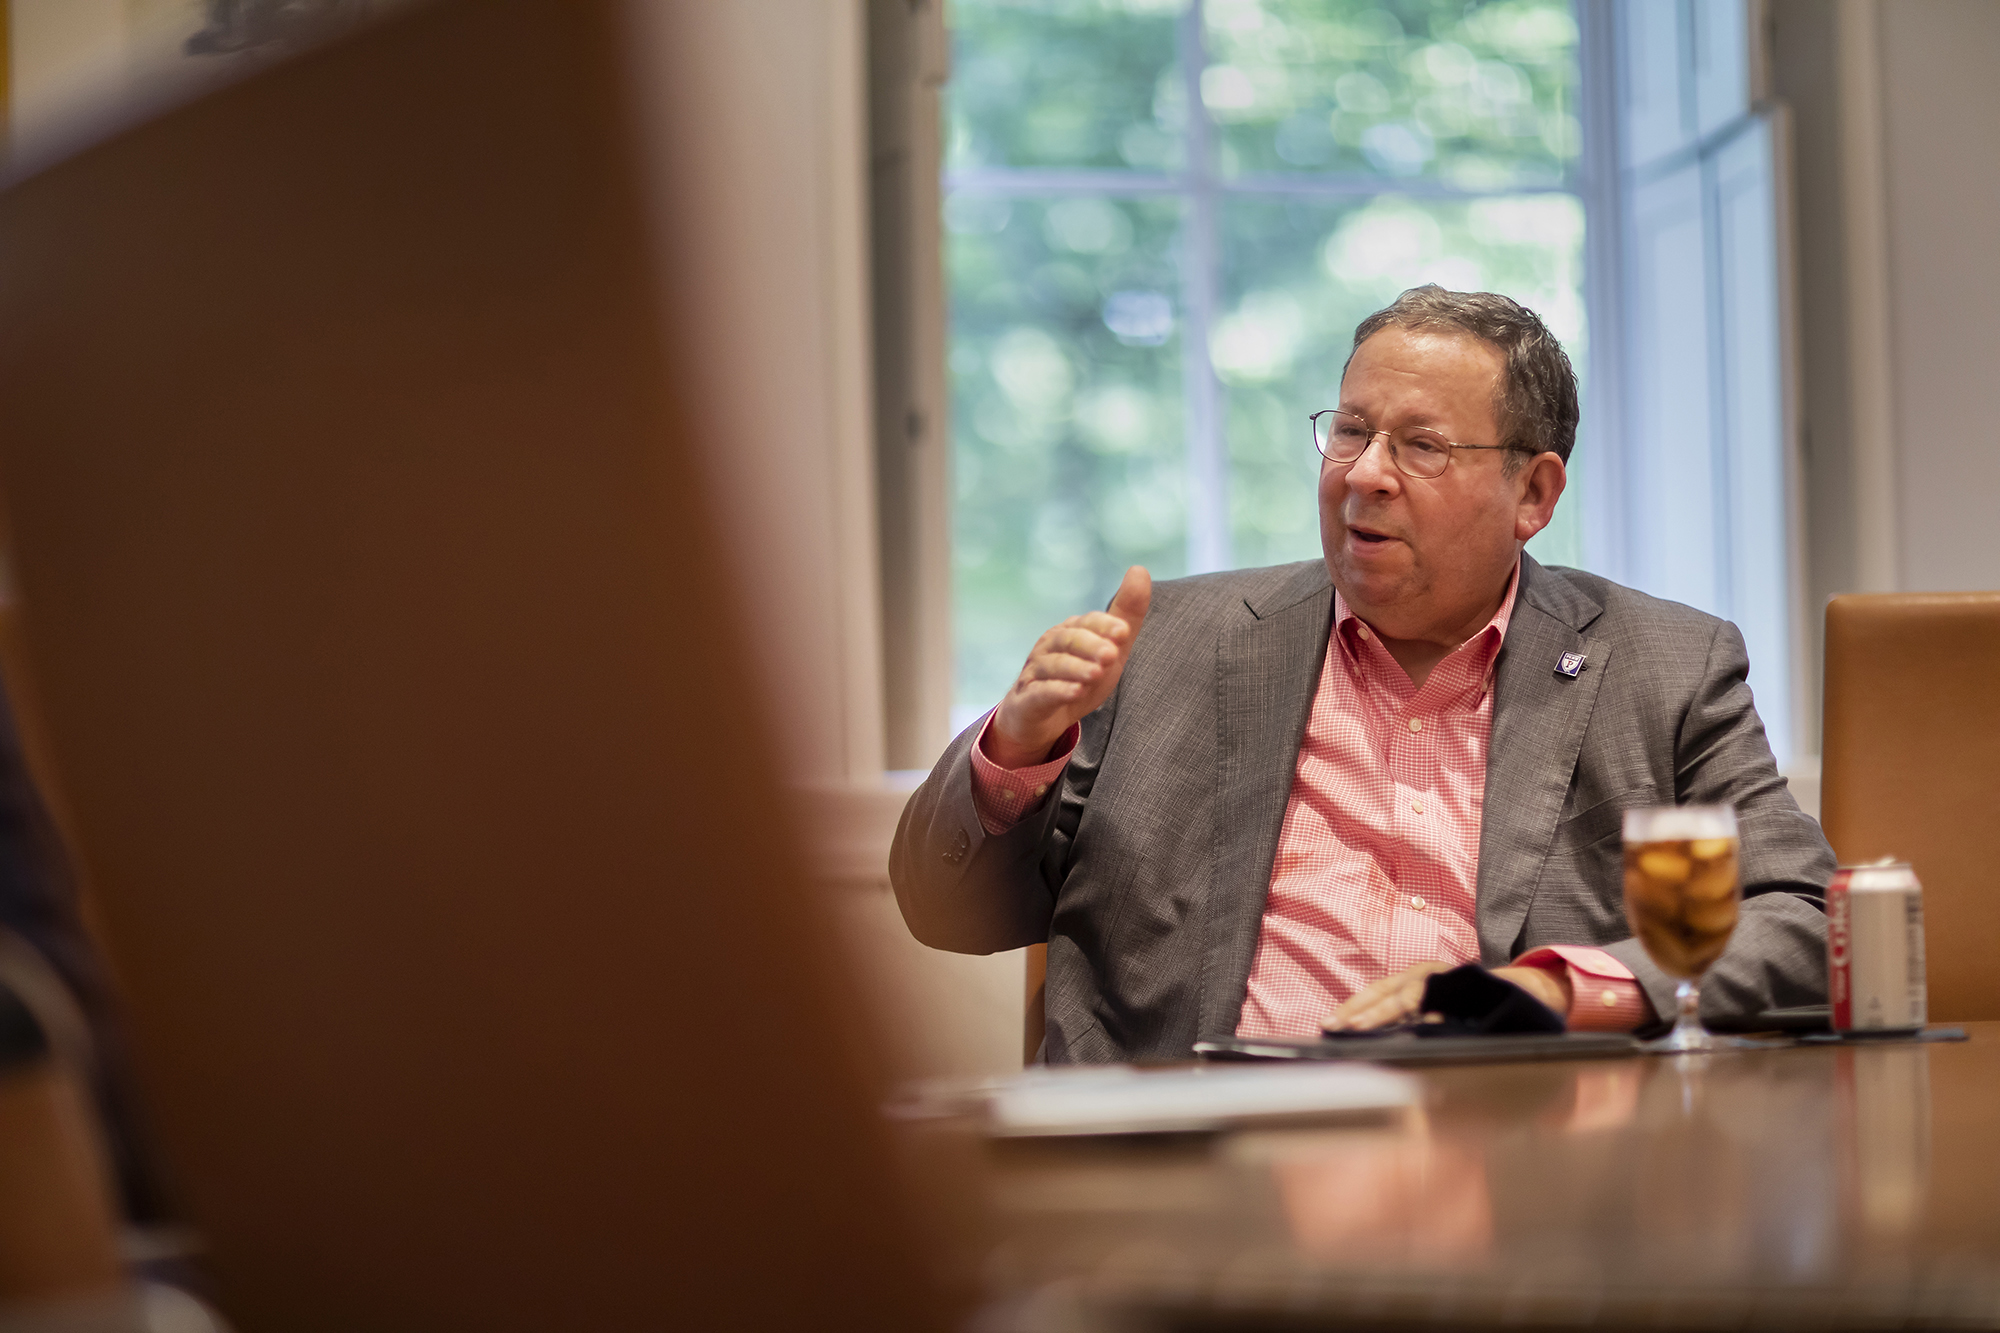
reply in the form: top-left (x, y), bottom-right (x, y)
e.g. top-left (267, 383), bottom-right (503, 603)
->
top-left (1555, 650), bottom-right (1586, 679)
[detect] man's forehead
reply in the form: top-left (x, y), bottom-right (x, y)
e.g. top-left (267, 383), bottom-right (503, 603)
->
top-left (1339, 328), bottom-right (1503, 410)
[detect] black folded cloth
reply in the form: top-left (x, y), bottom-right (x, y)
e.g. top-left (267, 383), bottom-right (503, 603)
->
top-left (1414, 963), bottom-right (1567, 1036)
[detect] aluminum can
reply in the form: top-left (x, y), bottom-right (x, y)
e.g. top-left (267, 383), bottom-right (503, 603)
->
top-left (1827, 862), bottom-right (1927, 1032)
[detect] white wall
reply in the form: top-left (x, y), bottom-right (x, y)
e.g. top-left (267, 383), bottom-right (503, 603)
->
top-left (1773, 0), bottom-right (2000, 765)
top-left (1876, 1), bottom-right (2000, 593)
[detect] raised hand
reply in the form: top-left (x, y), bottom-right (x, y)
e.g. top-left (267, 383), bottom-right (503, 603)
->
top-left (985, 566), bottom-right (1152, 769)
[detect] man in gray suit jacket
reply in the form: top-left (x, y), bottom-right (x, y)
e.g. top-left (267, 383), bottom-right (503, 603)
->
top-left (892, 287), bottom-right (1832, 1063)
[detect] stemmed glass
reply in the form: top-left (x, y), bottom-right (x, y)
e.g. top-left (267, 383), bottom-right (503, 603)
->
top-left (1622, 805), bottom-right (1741, 1053)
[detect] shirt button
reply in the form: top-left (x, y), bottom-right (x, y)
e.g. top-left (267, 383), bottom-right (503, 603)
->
top-left (1356, 624), bottom-right (1370, 640)
top-left (1408, 717), bottom-right (1423, 733)
top-left (1410, 895), bottom-right (1426, 910)
top-left (1600, 988), bottom-right (1619, 1008)
top-left (1032, 784), bottom-right (1048, 798)
top-left (1411, 800), bottom-right (1424, 814)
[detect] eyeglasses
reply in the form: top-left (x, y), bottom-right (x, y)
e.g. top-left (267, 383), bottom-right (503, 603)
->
top-left (1310, 408), bottom-right (1534, 480)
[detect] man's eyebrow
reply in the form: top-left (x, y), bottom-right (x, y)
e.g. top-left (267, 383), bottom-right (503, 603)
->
top-left (1344, 404), bottom-right (1455, 432)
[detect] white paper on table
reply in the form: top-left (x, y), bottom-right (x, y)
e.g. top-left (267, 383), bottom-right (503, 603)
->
top-left (981, 1062), bottom-right (1419, 1138)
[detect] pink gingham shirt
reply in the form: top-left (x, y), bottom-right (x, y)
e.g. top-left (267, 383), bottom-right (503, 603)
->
top-left (969, 563), bottom-right (1650, 1036)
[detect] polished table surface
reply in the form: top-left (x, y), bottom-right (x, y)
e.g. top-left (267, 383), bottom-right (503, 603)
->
top-left (908, 1024), bottom-right (2000, 1330)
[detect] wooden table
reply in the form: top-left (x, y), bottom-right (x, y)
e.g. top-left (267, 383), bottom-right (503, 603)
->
top-left (908, 1024), bottom-right (2000, 1330)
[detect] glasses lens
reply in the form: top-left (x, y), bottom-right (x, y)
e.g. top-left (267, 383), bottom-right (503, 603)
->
top-left (1317, 411), bottom-right (1371, 462)
top-left (1395, 429), bottom-right (1452, 478)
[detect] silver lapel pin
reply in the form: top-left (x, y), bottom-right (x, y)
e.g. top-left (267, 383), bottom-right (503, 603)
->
top-left (1555, 650), bottom-right (1586, 679)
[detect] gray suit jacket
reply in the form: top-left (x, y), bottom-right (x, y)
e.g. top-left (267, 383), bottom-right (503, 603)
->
top-left (891, 556), bottom-right (1834, 1062)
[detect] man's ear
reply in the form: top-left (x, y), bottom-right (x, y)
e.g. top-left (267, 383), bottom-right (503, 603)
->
top-left (1513, 452), bottom-right (1567, 543)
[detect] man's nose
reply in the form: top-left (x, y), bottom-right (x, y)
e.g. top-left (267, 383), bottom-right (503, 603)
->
top-left (1343, 431), bottom-right (1400, 492)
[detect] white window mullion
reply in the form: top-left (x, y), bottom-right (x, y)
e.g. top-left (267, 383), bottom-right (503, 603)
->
top-left (1178, 0), bottom-right (1229, 576)
top-left (1701, 148), bottom-right (1738, 624)
top-left (1576, 0), bottom-right (1631, 585)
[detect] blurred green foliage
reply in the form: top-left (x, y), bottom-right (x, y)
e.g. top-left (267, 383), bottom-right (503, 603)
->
top-left (944, 0), bottom-right (1585, 721)
top-left (947, 0), bottom-right (1186, 172)
top-left (1204, 0), bottom-right (1580, 184)
top-left (1218, 192), bottom-right (1587, 569)
top-left (947, 196), bottom-right (1189, 713)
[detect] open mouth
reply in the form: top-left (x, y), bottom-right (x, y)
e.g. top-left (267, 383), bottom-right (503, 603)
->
top-left (1349, 527), bottom-right (1394, 544)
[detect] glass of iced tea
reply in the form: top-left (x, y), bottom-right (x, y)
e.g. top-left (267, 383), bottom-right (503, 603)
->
top-left (1622, 804), bottom-right (1740, 1052)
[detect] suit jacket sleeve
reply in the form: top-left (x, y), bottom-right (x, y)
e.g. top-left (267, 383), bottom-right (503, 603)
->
top-left (889, 689), bottom-right (1116, 955)
top-left (1598, 617), bottom-right (1834, 1022)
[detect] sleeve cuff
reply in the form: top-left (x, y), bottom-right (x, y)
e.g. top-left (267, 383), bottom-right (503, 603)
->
top-left (966, 710), bottom-right (1080, 836)
top-left (1512, 945), bottom-right (1654, 1033)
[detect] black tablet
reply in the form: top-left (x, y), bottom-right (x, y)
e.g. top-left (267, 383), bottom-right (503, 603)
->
top-left (1194, 1032), bottom-right (1643, 1066)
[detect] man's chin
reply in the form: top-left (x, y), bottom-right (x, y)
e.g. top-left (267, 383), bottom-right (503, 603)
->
top-left (1325, 547), bottom-right (1414, 604)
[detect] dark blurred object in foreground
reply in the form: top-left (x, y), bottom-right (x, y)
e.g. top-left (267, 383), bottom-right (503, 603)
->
top-left (0, 0), bottom-right (938, 1329)
top-left (0, 674), bottom-right (174, 1227)
top-left (0, 949), bottom-right (127, 1309)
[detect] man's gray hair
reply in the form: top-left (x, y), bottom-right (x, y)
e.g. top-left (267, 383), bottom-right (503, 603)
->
top-left (1348, 285), bottom-right (1580, 467)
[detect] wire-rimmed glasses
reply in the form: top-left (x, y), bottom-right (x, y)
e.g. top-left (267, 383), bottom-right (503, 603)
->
top-left (1310, 408), bottom-right (1532, 480)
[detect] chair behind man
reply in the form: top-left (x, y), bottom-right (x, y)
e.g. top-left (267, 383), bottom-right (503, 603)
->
top-left (0, 1), bottom-right (935, 1328)
top-left (1822, 592), bottom-right (2000, 1022)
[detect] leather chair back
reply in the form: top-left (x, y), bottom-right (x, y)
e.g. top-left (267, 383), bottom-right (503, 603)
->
top-left (1822, 592), bottom-right (2000, 1022)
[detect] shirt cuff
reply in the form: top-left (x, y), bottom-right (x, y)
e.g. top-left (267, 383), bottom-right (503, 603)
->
top-left (1511, 945), bottom-right (1654, 1033)
top-left (966, 710), bottom-right (1080, 836)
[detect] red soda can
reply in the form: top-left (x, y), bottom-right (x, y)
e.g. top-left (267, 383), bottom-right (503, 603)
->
top-left (1827, 861), bottom-right (1927, 1033)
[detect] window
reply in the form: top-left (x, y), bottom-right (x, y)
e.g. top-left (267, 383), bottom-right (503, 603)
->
top-left (943, 0), bottom-right (1591, 728)
top-left (1597, 0), bottom-right (1802, 765)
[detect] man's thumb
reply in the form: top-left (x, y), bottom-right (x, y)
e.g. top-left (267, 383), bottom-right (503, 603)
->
top-left (1109, 565), bottom-right (1152, 638)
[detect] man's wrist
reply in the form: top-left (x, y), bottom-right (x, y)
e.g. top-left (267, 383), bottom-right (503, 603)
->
top-left (981, 719), bottom-right (1062, 770)
top-left (1494, 963), bottom-right (1573, 1017)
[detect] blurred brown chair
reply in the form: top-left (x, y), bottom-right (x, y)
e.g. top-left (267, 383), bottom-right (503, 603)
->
top-left (1025, 942), bottom-right (1047, 1065)
top-left (0, 0), bottom-right (940, 1328)
top-left (1822, 592), bottom-right (2000, 1022)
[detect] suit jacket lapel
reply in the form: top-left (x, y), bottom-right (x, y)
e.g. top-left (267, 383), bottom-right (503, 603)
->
top-left (1199, 563), bottom-right (1332, 1039)
top-left (1477, 556), bottom-right (1609, 962)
